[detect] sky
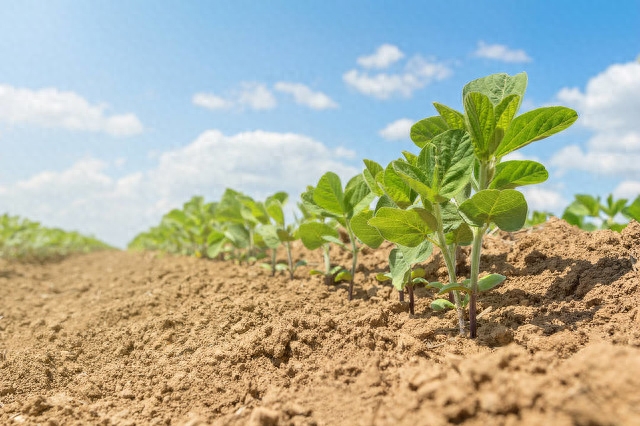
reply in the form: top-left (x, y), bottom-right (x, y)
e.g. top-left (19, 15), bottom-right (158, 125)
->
top-left (1, 0), bottom-right (639, 247)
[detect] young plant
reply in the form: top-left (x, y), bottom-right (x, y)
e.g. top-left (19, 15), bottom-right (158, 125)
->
top-left (563, 194), bottom-right (630, 231)
top-left (305, 172), bottom-right (381, 300)
top-left (369, 72), bottom-right (578, 338)
top-left (375, 240), bottom-right (432, 314)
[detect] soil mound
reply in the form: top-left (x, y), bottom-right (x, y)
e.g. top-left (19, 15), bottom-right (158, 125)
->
top-left (1, 218), bottom-right (639, 425)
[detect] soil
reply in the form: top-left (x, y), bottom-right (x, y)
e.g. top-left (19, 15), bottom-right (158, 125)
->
top-left (1, 218), bottom-right (640, 426)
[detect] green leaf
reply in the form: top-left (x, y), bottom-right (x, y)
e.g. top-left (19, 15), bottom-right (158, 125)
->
top-left (314, 172), bottom-right (346, 216)
top-left (298, 221), bottom-right (339, 250)
top-left (257, 224), bottom-right (281, 249)
top-left (224, 223), bottom-right (250, 248)
top-left (445, 222), bottom-right (473, 245)
top-left (410, 116), bottom-right (448, 148)
top-left (392, 160), bottom-right (440, 204)
top-left (438, 283), bottom-right (471, 295)
top-left (478, 274), bottom-right (506, 292)
top-left (463, 72), bottom-right (528, 106)
top-left (491, 94), bottom-right (521, 152)
top-left (276, 228), bottom-right (296, 242)
top-left (334, 270), bottom-right (352, 283)
top-left (345, 174), bottom-right (373, 214)
top-left (489, 160), bottom-right (549, 190)
top-left (433, 102), bottom-right (465, 129)
top-left (389, 248), bottom-right (411, 290)
top-left (265, 198), bottom-right (285, 226)
top-left (368, 207), bottom-right (434, 247)
top-left (412, 277), bottom-right (428, 284)
top-left (351, 209), bottom-right (384, 248)
top-left (363, 159), bottom-right (384, 196)
top-left (459, 189), bottom-right (528, 232)
top-left (309, 269), bottom-right (324, 276)
top-left (402, 151), bottom-right (418, 165)
top-left (431, 129), bottom-right (475, 199)
top-left (398, 239), bottom-right (433, 265)
top-left (411, 268), bottom-right (425, 279)
top-left (375, 194), bottom-right (397, 212)
top-left (623, 196), bottom-right (640, 222)
top-left (275, 263), bottom-right (289, 272)
top-left (382, 162), bottom-right (414, 208)
top-left (376, 273), bottom-right (392, 282)
top-left (431, 299), bottom-right (456, 311)
top-left (464, 92), bottom-right (495, 159)
top-left (496, 107), bottom-right (578, 157)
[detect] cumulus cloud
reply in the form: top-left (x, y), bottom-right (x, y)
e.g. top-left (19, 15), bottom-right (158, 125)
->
top-left (614, 181), bottom-right (640, 200)
top-left (0, 130), bottom-right (358, 247)
top-left (474, 41), bottom-right (532, 63)
top-left (0, 85), bottom-right (143, 136)
top-left (379, 118), bottom-right (414, 140)
top-left (192, 93), bottom-right (233, 110)
top-left (193, 82), bottom-right (277, 111)
top-left (357, 44), bottom-right (405, 69)
top-left (274, 82), bottom-right (338, 110)
top-left (521, 187), bottom-right (567, 213)
top-left (344, 46), bottom-right (451, 99)
top-left (550, 60), bottom-right (640, 179)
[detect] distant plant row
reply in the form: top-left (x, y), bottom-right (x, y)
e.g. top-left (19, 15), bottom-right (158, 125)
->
top-left (527, 194), bottom-right (640, 231)
top-left (0, 214), bottom-right (112, 261)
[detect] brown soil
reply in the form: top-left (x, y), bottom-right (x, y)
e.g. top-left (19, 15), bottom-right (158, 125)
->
top-left (1, 218), bottom-right (640, 426)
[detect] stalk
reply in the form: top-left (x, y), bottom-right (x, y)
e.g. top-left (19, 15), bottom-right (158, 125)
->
top-left (322, 243), bottom-right (332, 285)
top-left (399, 290), bottom-right (405, 302)
top-left (469, 161), bottom-right (490, 338)
top-left (433, 203), bottom-right (466, 336)
top-left (346, 220), bottom-right (358, 301)
top-left (271, 248), bottom-right (277, 276)
top-left (408, 284), bottom-right (415, 315)
top-left (285, 241), bottom-right (294, 280)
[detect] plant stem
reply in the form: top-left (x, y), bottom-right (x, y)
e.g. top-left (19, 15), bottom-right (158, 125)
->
top-left (408, 284), bottom-right (415, 315)
top-left (346, 221), bottom-right (358, 301)
top-left (322, 244), bottom-right (332, 285)
top-left (399, 290), bottom-right (405, 302)
top-left (433, 203), bottom-right (466, 336)
top-left (468, 226), bottom-right (486, 338)
top-left (271, 249), bottom-right (277, 276)
top-left (285, 241), bottom-right (294, 280)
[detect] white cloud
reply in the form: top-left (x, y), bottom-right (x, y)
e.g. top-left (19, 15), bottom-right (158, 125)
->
top-left (474, 41), bottom-right (532, 63)
top-left (192, 82), bottom-right (276, 112)
top-left (357, 44), bottom-right (405, 69)
top-left (274, 82), bottom-right (338, 110)
top-left (192, 93), bottom-right (233, 110)
top-left (0, 130), bottom-right (358, 248)
top-left (0, 85), bottom-right (143, 136)
top-left (614, 181), bottom-right (640, 200)
top-left (343, 55), bottom-right (450, 99)
top-left (379, 118), bottom-right (414, 140)
top-left (237, 83), bottom-right (277, 110)
top-left (521, 187), bottom-right (567, 213)
top-left (550, 60), bottom-right (640, 178)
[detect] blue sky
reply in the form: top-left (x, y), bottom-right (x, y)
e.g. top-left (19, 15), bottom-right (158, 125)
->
top-left (1, 1), bottom-right (639, 247)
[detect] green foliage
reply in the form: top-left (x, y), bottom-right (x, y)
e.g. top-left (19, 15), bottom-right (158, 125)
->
top-left (562, 194), bottom-right (635, 232)
top-left (0, 214), bottom-right (111, 261)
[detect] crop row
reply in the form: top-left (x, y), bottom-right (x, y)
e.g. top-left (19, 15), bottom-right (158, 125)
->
top-left (0, 213), bottom-right (112, 261)
top-left (129, 72), bottom-right (599, 338)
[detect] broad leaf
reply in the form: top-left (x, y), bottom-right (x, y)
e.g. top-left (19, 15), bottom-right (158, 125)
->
top-left (462, 72), bottom-right (528, 106)
top-left (431, 299), bottom-right (455, 311)
top-left (433, 102), bottom-right (465, 129)
top-left (334, 270), bottom-right (352, 283)
top-left (382, 162), bottom-right (414, 208)
top-left (265, 198), bottom-right (285, 226)
top-left (314, 172), bottom-right (346, 216)
top-left (345, 174), bottom-right (374, 215)
top-left (496, 107), bottom-right (578, 157)
top-left (351, 209), bottom-right (384, 248)
top-left (276, 228), bottom-right (296, 242)
top-left (389, 248), bottom-right (411, 290)
top-left (478, 274), bottom-right (506, 292)
top-left (623, 196), bottom-right (640, 222)
top-left (464, 92), bottom-right (495, 159)
top-left (431, 129), bottom-right (475, 199)
top-left (392, 160), bottom-right (440, 204)
top-left (445, 222), bottom-right (473, 245)
top-left (398, 239), bottom-right (433, 265)
top-left (491, 94), bottom-right (521, 153)
top-left (298, 222), bottom-right (339, 250)
top-left (257, 224), bottom-right (281, 249)
top-left (368, 207), bottom-right (434, 247)
top-left (410, 116), bottom-right (448, 148)
top-left (489, 160), bottom-right (549, 189)
top-left (459, 189), bottom-right (528, 232)
top-left (363, 159), bottom-right (384, 196)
